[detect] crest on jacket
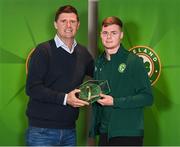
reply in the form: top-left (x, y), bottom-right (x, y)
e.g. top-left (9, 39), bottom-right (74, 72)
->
top-left (118, 63), bottom-right (126, 73)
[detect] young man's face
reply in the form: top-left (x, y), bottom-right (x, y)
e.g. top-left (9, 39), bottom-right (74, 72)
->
top-left (101, 24), bottom-right (123, 51)
top-left (54, 13), bottom-right (80, 40)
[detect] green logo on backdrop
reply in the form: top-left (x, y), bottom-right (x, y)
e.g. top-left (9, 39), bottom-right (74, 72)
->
top-left (129, 46), bottom-right (161, 85)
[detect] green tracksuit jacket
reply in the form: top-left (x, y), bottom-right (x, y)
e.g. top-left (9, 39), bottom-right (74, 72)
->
top-left (89, 45), bottom-right (153, 139)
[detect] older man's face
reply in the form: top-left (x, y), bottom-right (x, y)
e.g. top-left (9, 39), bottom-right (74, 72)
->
top-left (54, 13), bottom-right (80, 40)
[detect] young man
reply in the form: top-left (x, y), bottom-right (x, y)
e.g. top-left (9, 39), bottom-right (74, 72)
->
top-left (89, 16), bottom-right (153, 146)
top-left (26, 5), bottom-right (94, 146)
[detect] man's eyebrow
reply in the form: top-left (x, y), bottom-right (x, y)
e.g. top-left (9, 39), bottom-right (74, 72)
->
top-left (102, 31), bottom-right (117, 32)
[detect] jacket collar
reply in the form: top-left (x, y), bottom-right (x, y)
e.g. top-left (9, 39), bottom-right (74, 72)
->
top-left (101, 44), bottom-right (127, 62)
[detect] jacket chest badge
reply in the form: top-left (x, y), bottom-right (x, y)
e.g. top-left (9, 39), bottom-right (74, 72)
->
top-left (118, 63), bottom-right (126, 73)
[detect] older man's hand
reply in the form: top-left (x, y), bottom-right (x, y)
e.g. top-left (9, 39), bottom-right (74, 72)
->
top-left (67, 89), bottom-right (89, 107)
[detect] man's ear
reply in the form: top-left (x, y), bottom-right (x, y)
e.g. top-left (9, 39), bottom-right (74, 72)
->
top-left (100, 31), bottom-right (103, 39)
top-left (120, 32), bottom-right (124, 39)
top-left (54, 21), bottom-right (57, 29)
top-left (77, 21), bottom-right (80, 30)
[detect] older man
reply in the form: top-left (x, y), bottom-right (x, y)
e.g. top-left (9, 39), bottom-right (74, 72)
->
top-left (26, 5), bottom-right (94, 146)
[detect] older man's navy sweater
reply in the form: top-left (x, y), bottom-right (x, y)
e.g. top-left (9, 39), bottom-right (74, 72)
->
top-left (26, 39), bottom-right (94, 129)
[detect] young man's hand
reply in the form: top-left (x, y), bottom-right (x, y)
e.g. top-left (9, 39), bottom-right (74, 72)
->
top-left (97, 93), bottom-right (114, 106)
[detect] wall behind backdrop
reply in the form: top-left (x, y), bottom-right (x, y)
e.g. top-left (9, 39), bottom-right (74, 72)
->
top-left (99, 0), bottom-right (180, 145)
top-left (0, 0), bottom-right (88, 145)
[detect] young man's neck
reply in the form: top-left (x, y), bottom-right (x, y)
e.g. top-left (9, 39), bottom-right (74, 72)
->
top-left (105, 44), bottom-right (120, 60)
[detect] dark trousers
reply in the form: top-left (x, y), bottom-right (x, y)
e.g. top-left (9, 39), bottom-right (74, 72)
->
top-left (99, 133), bottom-right (143, 146)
